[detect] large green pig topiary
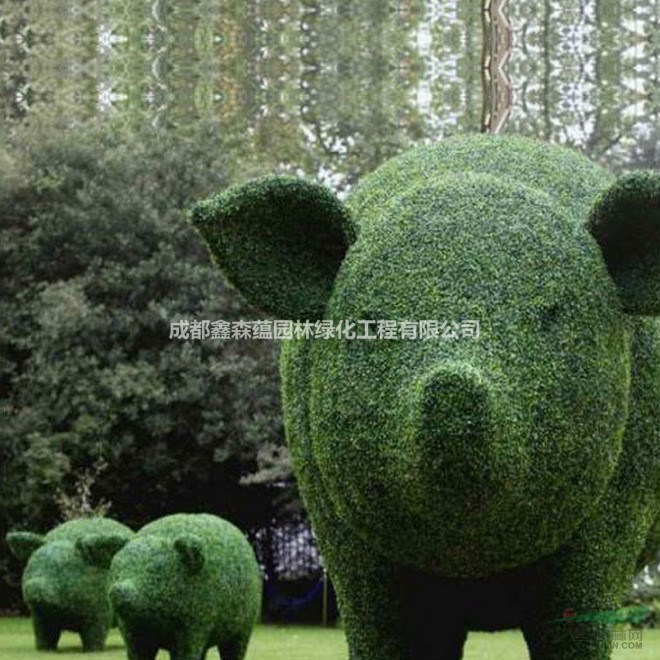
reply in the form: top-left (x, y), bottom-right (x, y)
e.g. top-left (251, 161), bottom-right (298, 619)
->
top-left (6, 517), bottom-right (133, 651)
top-left (192, 134), bottom-right (660, 659)
top-left (87, 513), bottom-right (261, 660)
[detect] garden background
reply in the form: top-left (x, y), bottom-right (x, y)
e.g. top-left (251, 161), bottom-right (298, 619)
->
top-left (0, 0), bottom-right (659, 647)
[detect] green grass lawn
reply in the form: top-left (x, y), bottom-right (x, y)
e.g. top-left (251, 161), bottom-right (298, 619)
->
top-left (0, 617), bottom-right (658, 659)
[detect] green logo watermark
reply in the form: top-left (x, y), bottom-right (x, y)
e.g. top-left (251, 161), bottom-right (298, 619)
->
top-left (551, 606), bottom-right (650, 649)
top-left (553, 605), bottom-right (651, 626)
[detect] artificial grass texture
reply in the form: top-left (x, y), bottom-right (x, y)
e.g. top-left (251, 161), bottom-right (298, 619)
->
top-left (6, 518), bottom-right (134, 653)
top-left (192, 176), bottom-right (351, 320)
top-left (108, 513), bottom-right (261, 660)
top-left (1, 617), bottom-right (659, 659)
top-left (194, 133), bottom-right (660, 659)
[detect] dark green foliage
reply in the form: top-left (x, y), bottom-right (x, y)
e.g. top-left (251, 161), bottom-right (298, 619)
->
top-left (192, 175), bottom-right (352, 320)
top-left (0, 122), bottom-right (291, 609)
top-left (107, 513), bottom-right (262, 660)
top-left (6, 517), bottom-right (133, 652)
top-left (196, 134), bottom-right (660, 659)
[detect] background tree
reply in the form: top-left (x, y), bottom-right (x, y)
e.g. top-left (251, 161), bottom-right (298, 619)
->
top-left (0, 122), bottom-right (296, 609)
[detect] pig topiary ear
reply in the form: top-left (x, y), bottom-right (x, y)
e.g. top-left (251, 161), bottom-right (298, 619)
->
top-left (6, 532), bottom-right (45, 563)
top-left (191, 175), bottom-right (352, 320)
top-left (173, 534), bottom-right (205, 573)
top-left (76, 534), bottom-right (129, 569)
top-left (588, 171), bottom-right (660, 315)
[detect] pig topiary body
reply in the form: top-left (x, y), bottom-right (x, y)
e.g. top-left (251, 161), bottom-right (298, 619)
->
top-left (193, 134), bottom-right (660, 659)
top-left (6, 517), bottom-right (134, 651)
top-left (104, 513), bottom-right (261, 660)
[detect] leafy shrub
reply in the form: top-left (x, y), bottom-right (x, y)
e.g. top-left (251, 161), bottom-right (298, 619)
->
top-left (0, 121), bottom-right (289, 609)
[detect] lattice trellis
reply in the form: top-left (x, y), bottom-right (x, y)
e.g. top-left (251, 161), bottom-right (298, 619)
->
top-left (0, 0), bottom-right (484, 188)
top-left (1, 1), bottom-right (657, 169)
top-left (507, 0), bottom-right (660, 168)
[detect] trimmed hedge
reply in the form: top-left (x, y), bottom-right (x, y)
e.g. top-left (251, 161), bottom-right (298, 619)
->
top-left (6, 517), bottom-right (133, 652)
top-left (106, 513), bottom-right (261, 660)
top-left (194, 134), bottom-right (660, 659)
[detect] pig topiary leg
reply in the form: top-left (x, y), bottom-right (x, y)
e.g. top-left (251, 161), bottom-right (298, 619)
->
top-left (80, 619), bottom-right (110, 652)
top-left (121, 630), bottom-right (158, 660)
top-left (126, 646), bottom-right (158, 660)
top-left (520, 543), bottom-right (644, 660)
top-left (520, 488), bottom-right (655, 658)
top-left (218, 629), bottom-right (251, 660)
top-left (335, 557), bottom-right (467, 660)
top-left (319, 520), bottom-right (467, 659)
top-left (169, 650), bottom-right (204, 660)
top-left (170, 635), bottom-right (206, 660)
top-left (521, 573), bottom-right (612, 660)
top-left (522, 619), bottom-right (611, 660)
top-left (32, 613), bottom-right (61, 650)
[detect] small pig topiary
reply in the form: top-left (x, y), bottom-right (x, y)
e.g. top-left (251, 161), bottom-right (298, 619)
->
top-left (192, 134), bottom-right (660, 659)
top-left (6, 517), bottom-right (133, 652)
top-left (89, 513), bottom-right (261, 660)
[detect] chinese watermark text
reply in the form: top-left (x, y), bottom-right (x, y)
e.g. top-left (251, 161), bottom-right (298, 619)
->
top-left (169, 319), bottom-right (481, 341)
